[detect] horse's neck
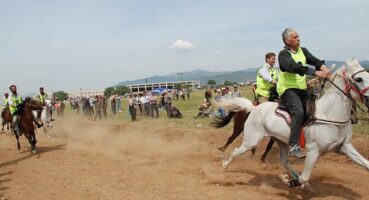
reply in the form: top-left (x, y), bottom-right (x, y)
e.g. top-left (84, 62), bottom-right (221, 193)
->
top-left (315, 75), bottom-right (352, 121)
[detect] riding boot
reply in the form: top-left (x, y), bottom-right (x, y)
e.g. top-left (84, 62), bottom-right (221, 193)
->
top-left (289, 144), bottom-right (306, 159)
top-left (32, 115), bottom-right (43, 128)
top-left (14, 118), bottom-right (22, 136)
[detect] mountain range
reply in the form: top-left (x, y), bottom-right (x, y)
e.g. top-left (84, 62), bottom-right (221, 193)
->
top-left (115, 60), bottom-right (369, 86)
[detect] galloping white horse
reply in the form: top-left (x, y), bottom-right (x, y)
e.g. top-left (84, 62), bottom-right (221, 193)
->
top-left (33, 98), bottom-right (53, 137)
top-left (219, 59), bottom-right (369, 190)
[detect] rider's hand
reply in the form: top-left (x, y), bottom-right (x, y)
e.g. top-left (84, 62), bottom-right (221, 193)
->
top-left (315, 70), bottom-right (331, 78)
top-left (320, 64), bottom-right (329, 72)
top-left (270, 80), bottom-right (277, 85)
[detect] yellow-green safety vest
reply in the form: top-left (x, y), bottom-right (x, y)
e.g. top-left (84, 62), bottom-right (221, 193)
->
top-left (255, 67), bottom-right (277, 97)
top-left (38, 93), bottom-right (47, 103)
top-left (9, 94), bottom-right (23, 115)
top-left (277, 47), bottom-right (307, 96)
top-left (3, 98), bottom-right (9, 106)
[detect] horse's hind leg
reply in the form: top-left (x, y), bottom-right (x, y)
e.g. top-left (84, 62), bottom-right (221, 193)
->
top-left (219, 129), bottom-right (242, 152)
top-left (261, 138), bottom-right (276, 163)
top-left (222, 128), bottom-right (264, 169)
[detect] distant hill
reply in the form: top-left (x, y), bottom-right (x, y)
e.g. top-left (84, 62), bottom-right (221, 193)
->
top-left (114, 60), bottom-right (369, 87)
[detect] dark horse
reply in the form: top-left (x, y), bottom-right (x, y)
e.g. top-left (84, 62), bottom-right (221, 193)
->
top-left (1, 107), bottom-right (12, 132)
top-left (211, 111), bottom-right (275, 163)
top-left (14, 97), bottom-right (45, 153)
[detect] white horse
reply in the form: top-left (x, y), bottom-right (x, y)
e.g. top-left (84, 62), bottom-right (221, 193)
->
top-left (219, 59), bottom-right (369, 191)
top-left (33, 98), bottom-right (53, 138)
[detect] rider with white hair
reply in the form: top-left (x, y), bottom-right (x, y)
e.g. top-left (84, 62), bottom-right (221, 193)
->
top-left (277, 28), bottom-right (330, 158)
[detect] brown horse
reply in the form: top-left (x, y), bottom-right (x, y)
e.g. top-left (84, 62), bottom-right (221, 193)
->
top-left (14, 97), bottom-right (45, 153)
top-left (1, 107), bottom-right (12, 132)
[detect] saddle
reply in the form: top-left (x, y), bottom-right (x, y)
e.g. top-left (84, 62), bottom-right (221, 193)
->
top-left (275, 94), bottom-right (318, 148)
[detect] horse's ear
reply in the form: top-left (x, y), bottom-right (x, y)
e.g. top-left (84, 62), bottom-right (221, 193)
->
top-left (345, 59), bottom-right (352, 67)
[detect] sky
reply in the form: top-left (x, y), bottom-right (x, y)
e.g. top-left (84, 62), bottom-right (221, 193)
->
top-left (0, 0), bottom-right (368, 94)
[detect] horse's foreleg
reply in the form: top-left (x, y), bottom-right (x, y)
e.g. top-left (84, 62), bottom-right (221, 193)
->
top-left (299, 146), bottom-right (319, 191)
top-left (14, 132), bottom-right (21, 150)
top-left (341, 142), bottom-right (369, 170)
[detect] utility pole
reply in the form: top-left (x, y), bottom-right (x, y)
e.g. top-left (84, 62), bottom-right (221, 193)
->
top-left (178, 72), bottom-right (184, 81)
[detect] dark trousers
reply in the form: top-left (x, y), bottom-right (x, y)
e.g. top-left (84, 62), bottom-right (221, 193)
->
top-left (280, 88), bottom-right (307, 146)
top-left (144, 103), bottom-right (150, 116)
top-left (150, 104), bottom-right (159, 118)
top-left (129, 106), bottom-right (136, 121)
top-left (165, 103), bottom-right (172, 117)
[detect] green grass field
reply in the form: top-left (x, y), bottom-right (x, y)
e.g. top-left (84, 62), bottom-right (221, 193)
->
top-left (59, 86), bottom-right (369, 135)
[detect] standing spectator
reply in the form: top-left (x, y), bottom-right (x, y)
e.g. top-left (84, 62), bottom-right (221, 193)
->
top-left (150, 92), bottom-right (159, 118)
top-left (111, 97), bottom-right (116, 115)
top-left (137, 93), bottom-right (143, 115)
top-left (232, 85), bottom-right (242, 97)
top-left (102, 96), bottom-right (107, 117)
top-left (205, 89), bottom-right (212, 103)
top-left (116, 95), bottom-right (122, 112)
top-left (142, 92), bottom-right (150, 116)
top-left (163, 91), bottom-right (172, 117)
top-left (186, 88), bottom-right (191, 100)
top-left (95, 95), bottom-right (102, 120)
top-left (214, 89), bottom-right (225, 117)
top-left (89, 96), bottom-right (96, 119)
top-left (128, 94), bottom-right (136, 121)
top-left (180, 90), bottom-right (185, 100)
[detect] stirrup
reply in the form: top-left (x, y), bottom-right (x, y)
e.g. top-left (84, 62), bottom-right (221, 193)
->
top-left (289, 145), bottom-right (306, 159)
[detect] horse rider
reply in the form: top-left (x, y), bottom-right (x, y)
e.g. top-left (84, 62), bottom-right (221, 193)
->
top-left (1, 92), bottom-right (9, 116)
top-left (36, 87), bottom-right (49, 119)
top-left (255, 52), bottom-right (278, 104)
top-left (37, 87), bottom-right (48, 103)
top-left (8, 85), bottom-right (42, 136)
top-left (277, 28), bottom-right (330, 158)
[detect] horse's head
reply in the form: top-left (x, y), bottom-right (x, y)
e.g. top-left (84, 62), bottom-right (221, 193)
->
top-left (24, 97), bottom-right (45, 110)
top-left (342, 59), bottom-right (369, 108)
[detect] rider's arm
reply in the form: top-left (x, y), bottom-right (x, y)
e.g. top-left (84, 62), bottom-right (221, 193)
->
top-left (258, 66), bottom-right (274, 83)
top-left (7, 97), bottom-right (14, 106)
top-left (278, 49), bottom-right (315, 76)
top-left (301, 47), bottom-right (325, 70)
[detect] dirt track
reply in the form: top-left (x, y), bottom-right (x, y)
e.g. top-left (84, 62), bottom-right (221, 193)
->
top-left (1, 118), bottom-right (369, 200)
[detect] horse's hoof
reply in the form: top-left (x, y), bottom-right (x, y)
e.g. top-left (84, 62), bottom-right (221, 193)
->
top-left (32, 149), bottom-right (37, 154)
top-left (222, 160), bottom-right (229, 169)
top-left (218, 146), bottom-right (226, 152)
top-left (261, 162), bottom-right (267, 169)
top-left (302, 183), bottom-right (313, 193)
top-left (278, 173), bottom-right (289, 184)
top-left (288, 179), bottom-right (302, 187)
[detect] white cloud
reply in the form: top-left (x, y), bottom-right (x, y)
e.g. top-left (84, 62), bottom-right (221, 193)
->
top-left (170, 39), bottom-right (194, 50)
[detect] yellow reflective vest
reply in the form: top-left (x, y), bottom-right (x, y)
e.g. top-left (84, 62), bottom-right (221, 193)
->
top-left (277, 47), bottom-right (307, 96)
top-left (9, 94), bottom-right (23, 115)
top-left (255, 66), bottom-right (277, 97)
top-left (38, 93), bottom-right (47, 103)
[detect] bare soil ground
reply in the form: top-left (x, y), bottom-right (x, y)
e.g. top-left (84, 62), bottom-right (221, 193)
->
top-left (1, 117), bottom-right (369, 200)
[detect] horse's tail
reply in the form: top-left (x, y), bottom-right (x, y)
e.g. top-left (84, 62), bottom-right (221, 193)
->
top-left (210, 112), bottom-right (236, 128)
top-left (216, 97), bottom-right (255, 113)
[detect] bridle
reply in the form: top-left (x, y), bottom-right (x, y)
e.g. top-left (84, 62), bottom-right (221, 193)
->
top-left (324, 68), bottom-right (369, 103)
